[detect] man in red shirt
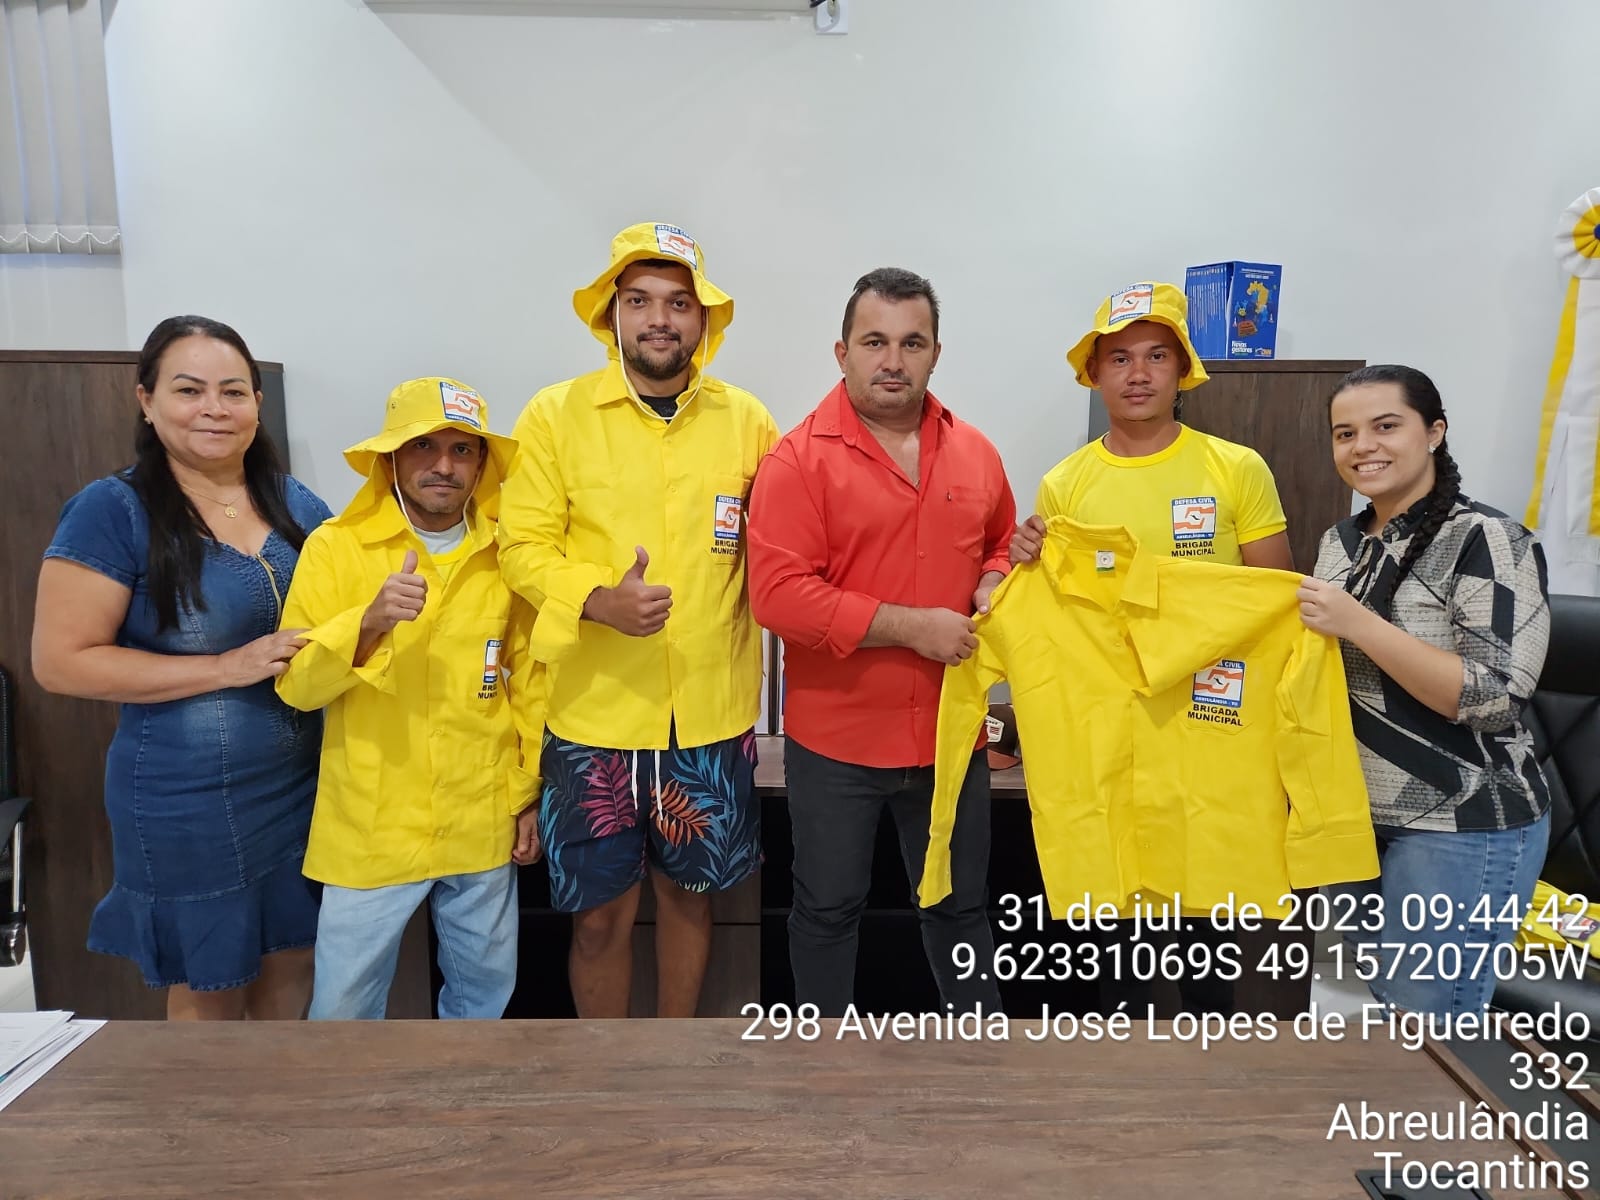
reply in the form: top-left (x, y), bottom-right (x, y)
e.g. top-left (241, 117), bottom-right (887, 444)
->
top-left (748, 268), bottom-right (1015, 1016)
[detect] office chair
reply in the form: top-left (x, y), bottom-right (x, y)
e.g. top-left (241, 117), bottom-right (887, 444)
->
top-left (1491, 593), bottom-right (1600, 1029)
top-left (0, 664), bottom-right (30, 968)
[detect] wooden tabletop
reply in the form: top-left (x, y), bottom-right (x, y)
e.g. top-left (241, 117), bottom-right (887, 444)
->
top-left (0, 1019), bottom-right (1571, 1199)
top-left (754, 734), bottom-right (1027, 797)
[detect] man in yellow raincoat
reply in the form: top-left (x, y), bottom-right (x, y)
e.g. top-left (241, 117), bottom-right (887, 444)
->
top-left (499, 223), bottom-right (779, 1018)
top-left (278, 377), bottom-right (543, 1020)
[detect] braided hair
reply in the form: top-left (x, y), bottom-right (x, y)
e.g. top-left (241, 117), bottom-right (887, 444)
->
top-left (1334, 364), bottom-right (1462, 617)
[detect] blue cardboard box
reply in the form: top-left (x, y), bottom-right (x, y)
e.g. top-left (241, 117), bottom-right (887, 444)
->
top-left (1184, 261), bottom-right (1282, 359)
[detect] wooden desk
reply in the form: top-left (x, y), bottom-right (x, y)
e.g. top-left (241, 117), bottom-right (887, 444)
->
top-left (0, 1020), bottom-right (1569, 1199)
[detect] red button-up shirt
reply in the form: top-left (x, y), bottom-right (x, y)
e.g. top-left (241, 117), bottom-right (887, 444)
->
top-left (748, 382), bottom-right (1016, 767)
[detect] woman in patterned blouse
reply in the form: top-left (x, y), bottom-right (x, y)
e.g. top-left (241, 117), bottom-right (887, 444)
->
top-left (1296, 364), bottom-right (1552, 1018)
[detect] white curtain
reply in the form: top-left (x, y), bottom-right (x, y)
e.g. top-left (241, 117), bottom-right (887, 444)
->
top-left (0, 0), bottom-right (119, 254)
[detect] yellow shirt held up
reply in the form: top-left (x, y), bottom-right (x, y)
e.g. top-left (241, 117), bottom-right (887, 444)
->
top-left (920, 517), bottom-right (1378, 920)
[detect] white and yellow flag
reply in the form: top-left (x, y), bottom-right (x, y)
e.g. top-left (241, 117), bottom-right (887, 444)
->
top-left (1527, 187), bottom-right (1600, 596)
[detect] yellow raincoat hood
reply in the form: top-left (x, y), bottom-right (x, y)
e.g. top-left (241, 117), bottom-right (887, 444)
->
top-left (1066, 281), bottom-right (1210, 392)
top-left (340, 377), bottom-right (519, 524)
top-left (573, 222), bottom-right (734, 371)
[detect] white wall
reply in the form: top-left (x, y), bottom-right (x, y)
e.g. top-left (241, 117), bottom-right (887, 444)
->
top-left (2, 0), bottom-right (1593, 521)
top-left (0, 256), bottom-right (125, 348)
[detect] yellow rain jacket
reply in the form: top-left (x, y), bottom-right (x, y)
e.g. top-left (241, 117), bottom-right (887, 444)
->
top-left (919, 517), bottom-right (1378, 919)
top-left (277, 379), bottom-right (543, 889)
top-left (498, 222), bottom-right (779, 751)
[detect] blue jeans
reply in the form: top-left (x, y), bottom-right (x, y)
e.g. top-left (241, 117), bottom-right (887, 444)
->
top-left (309, 865), bottom-right (519, 1020)
top-left (1326, 811), bottom-right (1550, 1017)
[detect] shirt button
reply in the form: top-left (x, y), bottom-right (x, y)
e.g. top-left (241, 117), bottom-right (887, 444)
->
top-left (918, 551), bottom-right (926, 559)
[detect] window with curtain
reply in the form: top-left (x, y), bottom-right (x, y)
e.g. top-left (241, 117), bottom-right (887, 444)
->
top-left (0, 0), bottom-right (119, 254)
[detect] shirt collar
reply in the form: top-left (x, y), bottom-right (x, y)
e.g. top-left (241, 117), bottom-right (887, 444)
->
top-left (351, 491), bottom-right (494, 557)
top-left (589, 357), bottom-right (707, 412)
top-left (813, 380), bottom-right (951, 445)
top-left (1037, 516), bottom-right (1161, 613)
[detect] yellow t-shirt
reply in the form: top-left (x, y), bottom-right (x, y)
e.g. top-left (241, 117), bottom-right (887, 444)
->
top-left (1036, 425), bottom-right (1286, 564)
top-left (426, 538), bottom-right (469, 587)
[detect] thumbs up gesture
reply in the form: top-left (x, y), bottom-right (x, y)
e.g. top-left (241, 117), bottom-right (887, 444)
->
top-left (583, 545), bottom-right (673, 637)
top-left (362, 547), bottom-right (428, 638)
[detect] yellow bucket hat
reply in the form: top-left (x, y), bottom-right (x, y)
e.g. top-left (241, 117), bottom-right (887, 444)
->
top-left (343, 377), bottom-right (519, 518)
top-left (572, 222), bottom-right (734, 367)
top-left (1065, 281), bottom-right (1210, 391)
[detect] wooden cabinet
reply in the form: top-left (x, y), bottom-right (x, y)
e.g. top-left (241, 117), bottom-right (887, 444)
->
top-left (1088, 359), bottom-right (1362, 572)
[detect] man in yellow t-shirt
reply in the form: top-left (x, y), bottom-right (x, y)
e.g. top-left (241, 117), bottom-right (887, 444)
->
top-left (1010, 281), bottom-right (1294, 1016)
top-left (1012, 281), bottom-right (1293, 570)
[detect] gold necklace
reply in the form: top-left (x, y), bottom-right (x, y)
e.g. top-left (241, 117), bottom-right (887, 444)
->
top-left (183, 483), bottom-right (248, 518)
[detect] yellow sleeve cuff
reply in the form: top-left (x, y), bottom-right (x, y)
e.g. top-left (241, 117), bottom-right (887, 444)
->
top-left (1285, 831), bottom-right (1379, 889)
top-left (276, 606), bottom-right (396, 709)
top-left (528, 563), bottom-right (615, 662)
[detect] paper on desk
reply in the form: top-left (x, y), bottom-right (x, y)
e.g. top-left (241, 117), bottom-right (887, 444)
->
top-left (0, 1010), bottom-right (73, 1078)
top-left (0, 1012), bottom-right (105, 1113)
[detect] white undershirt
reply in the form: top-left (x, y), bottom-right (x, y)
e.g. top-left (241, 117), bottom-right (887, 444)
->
top-left (414, 519), bottom-right (466, 558)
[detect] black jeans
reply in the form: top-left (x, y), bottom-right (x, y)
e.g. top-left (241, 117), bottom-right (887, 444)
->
top-left (784, 737), bottom-right (1001, 1017)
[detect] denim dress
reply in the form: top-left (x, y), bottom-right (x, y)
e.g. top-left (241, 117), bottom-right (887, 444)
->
top-left (44, 472), bottom-right (333, 991)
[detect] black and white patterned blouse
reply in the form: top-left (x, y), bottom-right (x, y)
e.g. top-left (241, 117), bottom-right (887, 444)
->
top-left (1313, 494), bottom-right (1551, 833)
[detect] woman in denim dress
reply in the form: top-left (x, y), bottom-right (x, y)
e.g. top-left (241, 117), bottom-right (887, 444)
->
top-left (32, 316), bottom-right (332, 1019)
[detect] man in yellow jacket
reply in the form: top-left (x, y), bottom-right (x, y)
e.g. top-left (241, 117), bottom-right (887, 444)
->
top-left (278, 378), bottom-right (544, 1020)
top-left (499, 223), bottom-right (779, 1018)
